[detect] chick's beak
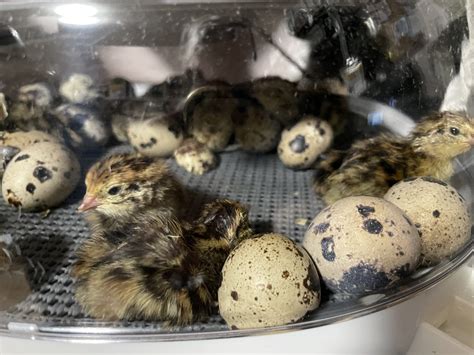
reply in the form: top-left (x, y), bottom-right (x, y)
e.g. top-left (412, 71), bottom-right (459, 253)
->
top-left (78, 195), bottom-right (100, 212)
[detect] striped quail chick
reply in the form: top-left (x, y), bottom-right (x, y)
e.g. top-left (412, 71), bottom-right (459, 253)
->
top-left (314, 111), bottom-right (474, 204)
top-left (186, 199), bottom-right (253, 300)
top-left (72, 215), bottom-right (213, 326)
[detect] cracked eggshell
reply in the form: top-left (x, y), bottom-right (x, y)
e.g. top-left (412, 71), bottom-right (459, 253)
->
top-left (128, 116), bottom-right (184, 158)
top-left (384, 176), bottom-right (471, 266)
top-left (2, 142), bottom-right (80, 211)
top-left (218, 233), bottom-right (321, 329)
top-left (0, 131), bottom-right (61, 150)
top-left (174, 139), bottom-right (217, 175)
top-left (303, 196), bottom-right (421, 295)
top-left (278, 117), bottom-right (333, 169)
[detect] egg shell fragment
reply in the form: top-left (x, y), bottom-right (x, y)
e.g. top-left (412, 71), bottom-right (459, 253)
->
top-left (218, 233), bottom-right (321, 329)
top-left (128, 117), bottom-right (183, 158)
top-left (2, 142), bottom-right (80, 211)
top-left (278, 117), bottom-right (333, 169)
top-left (303, 196), bottom-right (421, 295)
top-left (384, 176), bottom-right (471, 266)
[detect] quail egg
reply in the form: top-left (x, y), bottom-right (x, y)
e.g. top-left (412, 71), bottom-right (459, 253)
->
top-left (174, 138), bottom-right (218, 175)
top-left (250, 77), bottom-right (299, 126)
top-left (384, 177), bottom-right (471, 266)
top-left (53, 104), bottom-right (110, 150)
top-left (186, 87), bottom-right (236, 151)
top-left (278, 116), bottom-right (333, 169)
top-left (303, 196), bottom-right (421, 295)
top-left (2, 142), bottom-right (80, 211)
top-left (218, 233), bottom-right (321, 329)
top-left (233, 100), bottom-right (281, 153)
top-left (59, 73), bottom-right (98, 104)
top-left (127, 114), bottom-right (184, 158)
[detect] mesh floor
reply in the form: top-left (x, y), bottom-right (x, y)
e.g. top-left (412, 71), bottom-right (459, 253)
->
top-left (0, 150), bottom-right (324, 331)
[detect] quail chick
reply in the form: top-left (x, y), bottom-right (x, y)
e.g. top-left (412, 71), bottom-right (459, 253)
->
top-left (186, 199), bottom-right (253, 299)
top-left (78, 153), bottom-right (184, 231)
top-left (72, 215), bottom-right (213, 326)
top-left (314, 111), bottom-right (474, 204)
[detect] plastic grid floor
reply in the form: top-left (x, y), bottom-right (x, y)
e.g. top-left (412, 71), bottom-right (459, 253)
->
top-left (0, 150), bottom-right (324, 331)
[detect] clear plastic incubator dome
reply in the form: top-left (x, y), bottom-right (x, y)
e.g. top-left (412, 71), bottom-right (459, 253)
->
top-left (0, 0), bottom-right (472, 343)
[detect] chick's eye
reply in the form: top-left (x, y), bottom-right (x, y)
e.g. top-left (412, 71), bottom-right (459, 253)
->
top-left (108, 186), bottom-right (121, 195)
top-left (450, 127), bottom-right (460, 136)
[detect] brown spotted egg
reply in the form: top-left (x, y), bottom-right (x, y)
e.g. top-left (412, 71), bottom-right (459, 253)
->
top-left (278, 116), bottom-right (333, 169)
top-left (385, 176), bottom-right (471, 266)
top-left (218, 233), bottom-right (321, 329)
top-left (2, 142), bottom-right (80, 211)
top-left (303, 196), bottom-right (421, 295)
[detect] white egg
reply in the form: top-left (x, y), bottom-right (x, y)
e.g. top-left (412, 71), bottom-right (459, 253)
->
top-left (2, 142), bottom-right (80, 211)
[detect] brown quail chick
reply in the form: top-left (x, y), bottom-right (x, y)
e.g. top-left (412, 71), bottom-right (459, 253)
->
top-left (186, 199), bottom-right (253, 300)
top-left (78, 152), bottom-right (184, 232)
top-left (314, 111), bottom-right (474, 205)
top-left (72, 215), bottom-right (213, 326)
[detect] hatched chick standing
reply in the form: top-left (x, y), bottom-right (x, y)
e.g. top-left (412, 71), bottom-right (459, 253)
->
top-left (73, 154), bottom-right (253, 325)
top-left (314, 112), bottom-right (474, 204)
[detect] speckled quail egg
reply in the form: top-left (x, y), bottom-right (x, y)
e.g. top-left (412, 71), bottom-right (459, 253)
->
top-left (233, 100), bottom-right (281, 153)
top-left (249, 77), bottom-right (299, 126)
top-left (0, 131), bottom-right (62, 177)
top-left (278, 116), bottom-right (333, 169)
top-left (218, 233), bottom-right (321, 329)
top-left (186, 87), bottom-right (236, 151)
top-left (303, 196), bottom-right (421, 295)
top-left (127, 114), bottom-right (184, 157)
top-left (59, 73), bottom-right (98, 104)
top-left (384, 177), bottom-right (471, 266)
top-left (2, 142), bottom-right (80, 211)
top-left (53, 104), bottom-right (110, 150)
top-left (174, 138), bottom-right (218, 175)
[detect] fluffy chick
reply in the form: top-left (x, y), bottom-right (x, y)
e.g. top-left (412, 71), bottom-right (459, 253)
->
top-left (314, 111), bottom-right (474, 204)
top-left (72, 215), bottom-right (213, 326)
top-left (186, 199), bottom-right (253, 300)
top-left (79, 153), bottom-right (184, 232)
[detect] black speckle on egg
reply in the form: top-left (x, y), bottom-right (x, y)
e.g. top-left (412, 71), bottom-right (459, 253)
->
top-left (15, 154), bottom-right (30, 162)
top-left (432, 210), bottom-right (440, 218)
top-left (313, 222), bottom-right (330, 234)
top-left (321, 236), bottom-right (336, 261)
top-left (357, 205), bottom-right (375, 217)
top-left (387, 231), bottom-right (394, 237)
top-left (26, 183), bottom-right (36, 194)
top-left (421, 176), bottom-right (448, 186)
top-left (231, 291), bottom-right (238, 301)
top-left (289, 135), bottom-right (308, 153)
top-left (363, 219), bottom-right (383, 234)
top-left (33, 166), bottom-right (52, 183)
top-left (403, 215), bottom-right (413, 226)
top-left (326, 262), bottom-right (391, 294)
top-left (319, 128), bottom-right (325, 136)
top-left (64, 171), bottom-right (71, 179)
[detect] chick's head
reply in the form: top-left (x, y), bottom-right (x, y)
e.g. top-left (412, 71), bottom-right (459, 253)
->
top-left (79, 153), bottom-right (182, 218)
top-left (193, 199), bottom-right (252, 246)
top-left (411, 111), bottom-right (474, 158)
